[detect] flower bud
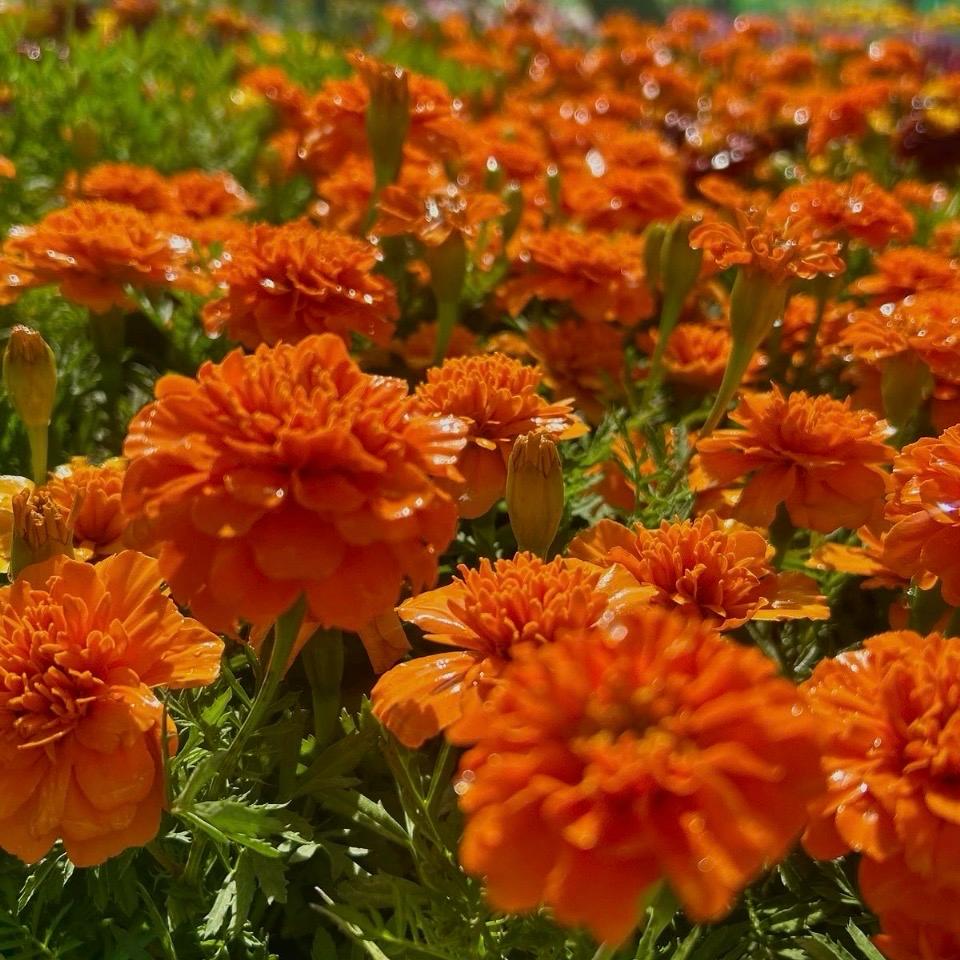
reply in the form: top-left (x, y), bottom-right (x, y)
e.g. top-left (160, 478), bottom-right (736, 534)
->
top-left (3, 325), bottom-right (56, 429)
top-left (643, 222), bottom-right (667, 294)
top-left (500, 183), bottom-right (524, 244)
top-left (506, 433), bottom-right (564, 557)
top-left (354, 52), bottom-right (410, 191)
top-left (659, 214), bottom-right (704, 301)
top-left (882, 352), bottom-right (934, 430)
top-left (9, 487), bottom-right (76, 579)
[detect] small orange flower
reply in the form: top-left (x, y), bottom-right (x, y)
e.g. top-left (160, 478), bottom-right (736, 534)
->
top-left (502, 228), bottom-right (653, 325)
top-left (396, 321), bottom-right (478, 370)
top-left (852, 247), bottom-right (959, 301)
top-left (569, 512), bottom-right (827, 629)
top-left (413, 353), bottom-right (586, 518)
top-left (0, 552), bottom-right (222, 866)
top-left (802, 630), bottom-right (960, 934)
top-left (4, 202), bottom-right (196, 313)
top-left (883, 427), bottom-right (960, 604)
top-left (643, 322), bottom-right (764, 392)
top-left (689, 207), bottom-right (844, 283)
top-left (696, 387), bottom-right (894, 533)
top-left (806, 81), bottom-right (895, 156)
top-left (45, 457), bottom-right (129, 560)
top-left (457, 607), bottom-right (822, 944)
top-left (201, 221), bottom-right (398, 348)
top-left (375, 182), bottom-right (507, 248)
top-left (371, 553), bottom-right (650, 747)
top-left (168, 169), bottom-right (254, 220)
top-left (66, 162), bottom-right (174, 213)
top-left (122, 334), bottom-right (466, 635)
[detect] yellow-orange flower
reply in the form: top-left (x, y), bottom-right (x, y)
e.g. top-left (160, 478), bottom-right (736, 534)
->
top-left (502, 228), bottom-right (653, 325)
top-left (689, 208), bottom-right (844, 282)
top-left (0, 552), bottom-right (222, 866)
top-left (201, 221), bottom-right (398, 348)
top-left (457, 607), bottom-right (822, 944)
top-left (883, 427), bottom-right (960, 604)
top-left (802, 630), bottom-right (960, 935)
top-left (371, 553), bottom-right (650, 747)
top-left (4, 202), bottom-right (196, 313)
top-left (696, 387), bottom-right (894, 533)
top-left (122, 334), bottom-right (466, 635)
top-left (569, 512), bottom-right (828, 629)
top-left (413, 353), bottom-right (585, 518)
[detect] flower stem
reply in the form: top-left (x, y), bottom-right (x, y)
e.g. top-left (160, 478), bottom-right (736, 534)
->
top-left (301, 628), bottom-right (344, 748)
top-left (26, 423), bottom-right (48, 484)
top-left (433, 297), bottom-right (460, 365)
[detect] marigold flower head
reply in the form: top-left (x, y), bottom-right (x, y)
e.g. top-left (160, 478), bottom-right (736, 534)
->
top-left (66, 162), bottom-right (175, 213)
top-left (396, 320), bottom-right (477, 371)
top-left (414, 353), bottom-right (585, 518)
top-left (168, 169), bottom-right (254, 220)
top-left (122, 334), bottom-right (465, 635)
top-left (371, 553), bottom-right (650, 747)
top-left (0, 552), bottom-right (222, 866)
top-left (689, 208), bottom-right (844, 283)
top-left (883, 426), bottom-right (960, 604)
top-left (873, 914), bottom-right (960, 960)
top-left (697, 387), bottom-right (894, 533)
top-left (4, 202), bottom-right (196, 313)
top-left (502, 228), bottom-right (653, 325)
top-left (802, 630), bottom-right (960, 931)
top-left (457, 607), bottom-right (822, 944)
top-left (807, 81), bottom-right (895, 156)
top-left (201, 221), bottom-right (398, 348)
top-left (569, 512), bottom-right (827, 629)
top-left (852, 247), bottom-right (960, 301)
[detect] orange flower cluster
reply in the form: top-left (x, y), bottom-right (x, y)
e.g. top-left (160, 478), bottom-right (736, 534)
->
top-left (0, 552), bottom-right (222, 865)
top-left (122, 334), bottom-right (466, 634)
top-left (457, 607), bottom-right (822, 944)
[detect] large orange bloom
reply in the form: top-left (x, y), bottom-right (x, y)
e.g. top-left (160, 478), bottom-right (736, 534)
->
top-left (4, 201), bottom-right (196, 313)
top-left (202, 221), bottom-right (398, 348)
top-left (0, 552), bottom-right (222, 866)
top-left (457, 608), bottom-right (822, 944)
top-left (696, 387), bottom-right (894, 533)
top-left (502, 228), bottom-right (653, 325)
top-left (371, 553), bottom-right (650, 748)
top-left (802, 630), bottom-right (960, 935)
top-left (883, 426), bottom-right (960, 604)
top-left (122, 334), bottom-right (466, 635)
top-left (689, 208), bottom-right (844, 282)
top-left (569, 512), bottom-right (827, 629)
top-left (413, 353), bottom-right (585, 518)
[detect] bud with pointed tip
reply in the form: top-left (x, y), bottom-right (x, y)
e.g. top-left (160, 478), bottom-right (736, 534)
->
top-left (355, 52), bottom-right (411, 191)
top-left (506, 432), bottom-right (564, 557)
top-left (3, 326), bottom-right (56, 483)
top-left (9, 487), bottom-right (76, 579)
top-left (643, 222), bottom-right (668, 294)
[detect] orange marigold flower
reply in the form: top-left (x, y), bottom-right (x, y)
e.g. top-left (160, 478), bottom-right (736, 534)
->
top-left (0, 156), bottom-right (15, 179)
top-left (807, 81), bottom-right (895, 156)
top-left (45, 457), bottom-right (129, 560)
top-left (689, 208), bottom-right (844, 283)
top-left (371, 553), bottom-right (650, 748)
top-left (396, 320), bottom-right (478, 370)
top-left (0, 552), bottom-right (222, 866)
top-left (696, 387), bottom-right (894, 533)
top-left (168, 169), bottom-right (254, 220)
top-left (873, 914), bottom-right (960, 960)
top-left (66, 162), bottom-right (174, 213)
top-left (457, 607), bottom-right (822, 944)
top-left (502, 228), bottom-right (653, 325)
top-left (201, 221), bottom-right (398, 348)
top-left (772, 173), bottom-right (915, 248)
top-left (375, 182), bottom-right (507, 247)
top-left (122, 334), bottom-right (466, 635)
top-left (569, 512), bottom-right (827, 629)
top-left (4, 202), bottom-right (196, 313)
top-left (802, 630), bottom-right (960, 933)
top-left (852, 247), bottom-right (960, 301)
top-left (413, 353), bottom-right (586, 518)
top-left (883, 426), bottom-right (960, 604)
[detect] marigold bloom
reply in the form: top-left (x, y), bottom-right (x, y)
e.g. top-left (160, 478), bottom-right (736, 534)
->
top-left (807, 81), bottom-right (895, 156)
top-left (168, 169), bottom-right (254, 219)
top-left (66, 162), bottom-right (174, 213)
top-left (697, 387), bottom-right (894, 533)
top-left (201, 221), bottom-right (398, 348)
top-left (883, 427), bottom-right (960, 604)
top-left (502, 228), bottom-right (653, 325)
top-left (873, 914), bottom-right (960, 960)
top-left (689, 208), bottom-right (844, 283)
top-left (642, 323), bottom-right (764, 392)
top-left (852, 248), bottom-right (959, 301)
top-left (4, 202), bottom-right (195, 313)
top-left (414, 353), bottom-right (585, 518)
top-left (802, 630), bottom-right (960, 932)
top-left (0, 552), bottom-right (222, 866)
top-left (122, 335), bottom-right (465, 635)
top-left (371, 553), bottom-right (650, 747)
top-left (397, 321), bottom-right (477, 370)
top-left (457, 608), bottom-right (822, 944)
top-left (569, 512), bottom-right (827, 629)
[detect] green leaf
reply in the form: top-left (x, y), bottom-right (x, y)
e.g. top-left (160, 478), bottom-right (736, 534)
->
top-left (847, 922), bottom-right (886, 960)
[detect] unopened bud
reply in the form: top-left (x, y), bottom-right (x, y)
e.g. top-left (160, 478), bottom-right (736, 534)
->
top-left (3, 326), bottom-right (56, 429)
top-left (501, 183), bottom-right (524, 243)
top-left (354, 51), bottom-right (410, 191)
top-left (9, 487), bottom-right (77, 579)
top-left (506, 433), bottom-right (563, 557)
top-left (882, 352), bottom-right (934, 429)
top-left (643, 222), bottom-right (668, 293)
top-left (659, 214), bottom-right (704, 300)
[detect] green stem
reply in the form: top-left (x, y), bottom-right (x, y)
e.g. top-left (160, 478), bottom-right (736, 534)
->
top-left (769, 503), bottom-right (795, 568)
top-left (643, 290), bottom-right (683, 404)
top-left (433, 297), bottom-right (460, 365)
top-left (301, 628), bottom-right (344, 748)
top-left (591, 946), bottom-right (618, 960)
top-left (26, 423), bottom-right (49, 484)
